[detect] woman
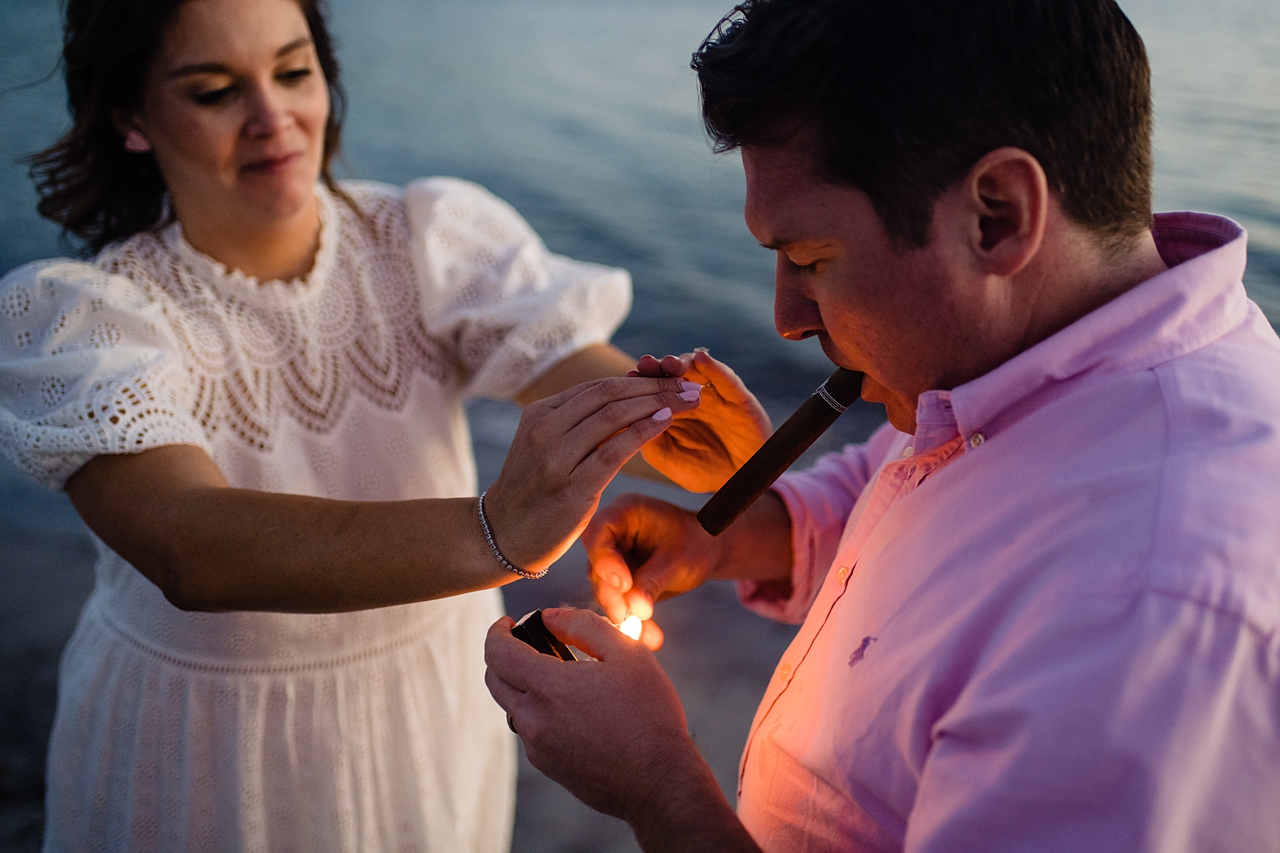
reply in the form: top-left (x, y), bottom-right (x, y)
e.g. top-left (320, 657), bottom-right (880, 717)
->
top-left (0, 0), bottom-right (769, 849)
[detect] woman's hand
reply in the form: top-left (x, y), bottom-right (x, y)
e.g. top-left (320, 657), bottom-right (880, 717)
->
top-left (483, 376), bottom-right (702, 575)
top-left (630, 350), bottom-right (771, 493)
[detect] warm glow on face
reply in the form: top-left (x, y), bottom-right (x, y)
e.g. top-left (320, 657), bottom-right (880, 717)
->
top-left (618, 615), bottom-right (642, 641)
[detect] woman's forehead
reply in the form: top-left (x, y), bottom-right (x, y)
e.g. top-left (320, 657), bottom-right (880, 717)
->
top-left (153, 0), bottom-right (311, 72)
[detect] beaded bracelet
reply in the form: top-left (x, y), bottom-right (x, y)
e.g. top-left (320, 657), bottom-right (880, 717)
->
top-left (477, 491), bottom-right (549, 580)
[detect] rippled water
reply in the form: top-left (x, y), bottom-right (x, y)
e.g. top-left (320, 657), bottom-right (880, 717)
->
top-left (3, 0), bottom-right (1276, 407)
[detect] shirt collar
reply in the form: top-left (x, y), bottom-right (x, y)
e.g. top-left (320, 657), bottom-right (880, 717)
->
top-left (905, 213), bottom-right (1249, 450)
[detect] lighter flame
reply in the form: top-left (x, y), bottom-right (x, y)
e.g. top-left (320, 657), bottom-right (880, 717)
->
top-left (618, 615), bottom-right (643, 641)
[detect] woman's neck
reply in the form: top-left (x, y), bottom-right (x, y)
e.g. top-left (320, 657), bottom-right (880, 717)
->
top-left (177, 192), bottom-right (323, 284)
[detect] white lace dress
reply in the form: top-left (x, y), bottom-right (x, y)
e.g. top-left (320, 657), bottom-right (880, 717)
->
top-left (0, 178), bottom-right (631, 853)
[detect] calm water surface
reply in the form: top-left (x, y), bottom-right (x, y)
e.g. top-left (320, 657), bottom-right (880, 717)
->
top-left (2, 0), bottom-right (1277, 400)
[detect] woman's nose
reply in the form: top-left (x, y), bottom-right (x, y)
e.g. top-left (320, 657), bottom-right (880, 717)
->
top-left (244, 85), bottom-right (290, 137)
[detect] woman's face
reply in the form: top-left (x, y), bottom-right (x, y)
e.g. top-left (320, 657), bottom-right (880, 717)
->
top-left (130, 0), bottom-right (329, 234)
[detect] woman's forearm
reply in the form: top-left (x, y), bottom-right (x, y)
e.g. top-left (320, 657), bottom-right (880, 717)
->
top-left (67, 374), bottom-right (702, 613)
top-left (67, 445), bottom-right (515, 612)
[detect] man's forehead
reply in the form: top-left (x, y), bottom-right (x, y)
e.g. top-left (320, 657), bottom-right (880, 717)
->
top-left (743, 139), bottom-right (858, 247)
top-left (743, 137), bottom-right (825, 193)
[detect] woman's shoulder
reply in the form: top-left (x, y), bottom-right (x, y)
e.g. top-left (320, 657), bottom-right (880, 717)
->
top-left (337, 176), bottom-right (505, 215)
top-left (400, 176), bottom-right (520, 218)
top-left (0, 257), bottom-right (128, 305)
top-left (1, 256), bottom-right (161, 327)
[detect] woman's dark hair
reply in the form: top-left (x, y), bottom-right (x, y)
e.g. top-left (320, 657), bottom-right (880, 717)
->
top-left (29, 0), bottom-right (347, 255)
top-left (693, 0), bottom-right (1154, 254)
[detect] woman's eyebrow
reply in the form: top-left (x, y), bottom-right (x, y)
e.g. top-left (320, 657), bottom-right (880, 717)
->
top-left (165, 37), bottom-right (314, 80)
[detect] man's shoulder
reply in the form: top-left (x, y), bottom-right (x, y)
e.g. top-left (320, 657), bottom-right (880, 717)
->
top-left (1145, 306), bottom-right (1280, 633)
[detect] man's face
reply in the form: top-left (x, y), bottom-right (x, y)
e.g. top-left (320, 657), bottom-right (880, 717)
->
top-left (742, 135), bottom-right (983, 433)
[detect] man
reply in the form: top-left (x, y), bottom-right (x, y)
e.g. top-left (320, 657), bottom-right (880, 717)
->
top-left (484, 0), bottom-right (1280, 850)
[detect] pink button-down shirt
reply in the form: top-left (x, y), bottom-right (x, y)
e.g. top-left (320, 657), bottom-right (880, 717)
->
top-left (736, 213), bottom-right (1280, 853)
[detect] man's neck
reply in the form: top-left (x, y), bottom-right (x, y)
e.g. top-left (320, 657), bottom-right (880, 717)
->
top-left (1014, 224), bottom-right (1168, 357)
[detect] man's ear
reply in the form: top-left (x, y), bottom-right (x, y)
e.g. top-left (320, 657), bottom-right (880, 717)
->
top-left (962, 147), bottom-right (1048, 278)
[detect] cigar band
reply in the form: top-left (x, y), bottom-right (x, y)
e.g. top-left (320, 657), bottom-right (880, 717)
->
top-left (815, 383), bottom-right (850, 413)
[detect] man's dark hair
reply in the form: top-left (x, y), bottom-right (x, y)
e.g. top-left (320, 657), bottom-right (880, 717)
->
top-left (693, 0), bottom-right (1154, 252)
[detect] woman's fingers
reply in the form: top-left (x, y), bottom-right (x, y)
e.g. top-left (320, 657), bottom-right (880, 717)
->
top-left (572, 404), bottom-right (681, 488)
top-left (552, 375), bottom-right (697, 430)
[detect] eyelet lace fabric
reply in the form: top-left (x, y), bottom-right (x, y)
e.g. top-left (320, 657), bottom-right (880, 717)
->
top-left (0, 177), bottom-right (630, 852)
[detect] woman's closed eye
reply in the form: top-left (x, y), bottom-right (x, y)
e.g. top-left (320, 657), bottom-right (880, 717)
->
top-left (277, 66), bottom-right (313, 85)
top-left (192, 85), bottom-right (235, 106)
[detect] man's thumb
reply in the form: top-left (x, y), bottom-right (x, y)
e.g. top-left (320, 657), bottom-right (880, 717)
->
top-left (541, 607), bottom-right (634, 660)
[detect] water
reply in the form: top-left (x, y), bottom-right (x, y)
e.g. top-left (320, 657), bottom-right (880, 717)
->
top-left (5, 0), bottom-right (1274, 403)
top-left (0, 1), bottom-right (1277, 848)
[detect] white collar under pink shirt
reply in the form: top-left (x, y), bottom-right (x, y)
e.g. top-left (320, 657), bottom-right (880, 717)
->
top-left (735, 213), bottom-right (1280, 853)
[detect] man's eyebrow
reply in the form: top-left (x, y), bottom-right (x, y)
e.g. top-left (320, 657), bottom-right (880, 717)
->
top-left (165, 37), bottom-right (314, 79)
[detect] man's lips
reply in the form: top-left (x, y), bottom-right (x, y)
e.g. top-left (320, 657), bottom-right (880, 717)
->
top-left (240, 152), bottom-right (303, 174)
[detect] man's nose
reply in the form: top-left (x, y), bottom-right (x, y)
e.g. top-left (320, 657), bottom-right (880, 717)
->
top-left (774, 259), bottom-right (824, 341)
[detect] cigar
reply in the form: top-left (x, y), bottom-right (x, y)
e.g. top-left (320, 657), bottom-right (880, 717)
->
top-left (697, 368), bottom-right (863, 536)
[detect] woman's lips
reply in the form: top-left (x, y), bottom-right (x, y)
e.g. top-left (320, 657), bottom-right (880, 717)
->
top-left (240, 151), bottom-right (302, 175)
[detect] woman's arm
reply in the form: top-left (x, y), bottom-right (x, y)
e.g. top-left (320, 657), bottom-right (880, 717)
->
top-left (516, 343), bottom-right (671, 482)
top-left (65, 376), bottom-right (699, 613)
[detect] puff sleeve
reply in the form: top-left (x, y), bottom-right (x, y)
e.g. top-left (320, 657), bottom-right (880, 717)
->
top-left (404, 177), bottom-right (632, 400)
top-left (0, 259), bottom-right (210, 490)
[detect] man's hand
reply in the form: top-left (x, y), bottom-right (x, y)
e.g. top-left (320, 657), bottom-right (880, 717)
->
top-left (485, 608), bottom-right (700, 821)
top-left (484, 608), bottom-right (763, 853)
top-left (631, 350), bottom-right (772, 493)
top-left (583, 495), bottom-right (724, 650)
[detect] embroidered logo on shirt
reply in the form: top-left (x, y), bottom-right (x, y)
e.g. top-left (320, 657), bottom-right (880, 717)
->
top-left (849, 636), bottom-right (878, 667)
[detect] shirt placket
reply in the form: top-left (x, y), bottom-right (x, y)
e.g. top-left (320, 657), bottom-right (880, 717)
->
top-left (739, 435), bottom-right (965, 794)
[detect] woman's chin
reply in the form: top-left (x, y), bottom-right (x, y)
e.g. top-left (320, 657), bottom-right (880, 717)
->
top-left (233, 181), bottom-right (318, 226)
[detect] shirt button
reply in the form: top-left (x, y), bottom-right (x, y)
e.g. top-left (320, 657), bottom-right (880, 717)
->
top-left (901, 446), bottom-right (914, 458)
top-left (969, 432), bottom-right (986, 448)
top-left (778, 664), bottom-right (792, 682)
top-left (836, 565), bottom-right (851, 583)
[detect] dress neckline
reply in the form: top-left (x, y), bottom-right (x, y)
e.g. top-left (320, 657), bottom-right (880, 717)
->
top-left (159, 184), bottom-right (338, 305)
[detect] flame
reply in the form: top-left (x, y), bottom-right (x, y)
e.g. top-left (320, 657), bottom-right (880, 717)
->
top-left (618, 615), bottom-right (642, 641)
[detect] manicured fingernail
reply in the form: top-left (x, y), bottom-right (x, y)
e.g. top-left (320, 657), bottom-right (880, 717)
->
top-left (679, 382), bottom-right (701, 401)
top-left (652, 407), bottom-right (672, 422)
top-left (609, 574), bottom-right (623, 589)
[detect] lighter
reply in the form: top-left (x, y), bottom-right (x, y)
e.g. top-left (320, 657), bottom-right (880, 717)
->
top-left (511, 609), bottom-right (577, 662)
top-left (507, 610), bottom-right (576, 734)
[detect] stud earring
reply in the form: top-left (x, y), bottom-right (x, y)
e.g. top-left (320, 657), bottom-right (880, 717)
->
top-left (124, 129), bottom-right (152, 154)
